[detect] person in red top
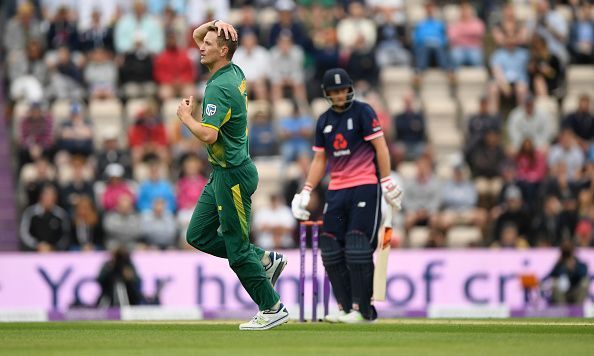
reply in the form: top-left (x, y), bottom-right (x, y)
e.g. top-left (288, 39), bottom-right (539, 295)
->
top-left (291, 68), bottom-right (402, 323)
top-left (128, 100), bottom-right (169, 164)
top-left (447, 3), bottom-right (485, 68)
top-left (153, 30), bottom-right (196, 101)
top-left (514, 137), bottom-right (547, 210)
top-left (18, 102), bottom-right (54, 168)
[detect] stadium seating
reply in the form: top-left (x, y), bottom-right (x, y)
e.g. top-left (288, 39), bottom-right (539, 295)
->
top-left (397, 161), bottom-right (417, 181)
top-left (252, 156), bottom-right (285, 209)
top-left (455, 67), bottom-right (489, 102)
top-left (567, 66), bottom-right (594, 97)
top-left (514, 3), bottom-right (536, 22)
top-left (420, 70), bottom-right (451, 100)
top-left (406, 4), bottom-right (427, 25)
top-left (381, 67), bottom-right (414, 115)
top-left (50, 99), bottom-right (78, 129)
top-left (273, 98), bottom-right (294, 120)
top-left (247, 100), bottom-right (270, 121)
top-left (89, 98), bottom-right (124, 147)
top-left (442, 4), bottom-right (461, 24)
top-left (132, 162), bottom-right (169, 182)
top-left (161, 97), bottom-right (183, 138)
top-left (446, 226), bottom-right (482, 248)
top-left (562, 95), bottom-right (580, 115)
top-left (3, 0), bottom-right (593, 254)
top-left (125, 98), bottom-right (148, 121)
top-left (11, 101), bottom-right (32, 142)
top-left (57, 162), bottom-right (95, 186)
top-left (311, 98), bottom-right (329, 119)
top-left (408, 226), bottom-right (430, 248)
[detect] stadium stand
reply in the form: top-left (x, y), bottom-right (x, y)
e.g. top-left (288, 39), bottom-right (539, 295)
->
top-left (1, 0), bottom-right (593, 253)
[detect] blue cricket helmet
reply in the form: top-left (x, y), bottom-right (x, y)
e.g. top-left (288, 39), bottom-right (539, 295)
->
top-left (321, 68), bottom-right (355, 110)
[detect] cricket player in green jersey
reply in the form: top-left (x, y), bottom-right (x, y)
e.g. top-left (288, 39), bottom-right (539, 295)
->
top-left (176, 20), bottom-right (289, 331)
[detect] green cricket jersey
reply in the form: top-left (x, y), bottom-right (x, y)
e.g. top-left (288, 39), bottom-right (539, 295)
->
top-left (201, 63), bottom-right (250, 168)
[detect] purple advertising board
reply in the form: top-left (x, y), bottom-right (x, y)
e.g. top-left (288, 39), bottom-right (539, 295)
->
top-left (0, 249), bottom-right (593, 312)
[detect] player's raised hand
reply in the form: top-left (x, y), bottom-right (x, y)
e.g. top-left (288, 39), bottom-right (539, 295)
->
top-left (214, 20), bottom-right (238, 42)
top-left (380, 177), bottom-right (403, 210)
top-left (177, 96), bottom-right (194, 120)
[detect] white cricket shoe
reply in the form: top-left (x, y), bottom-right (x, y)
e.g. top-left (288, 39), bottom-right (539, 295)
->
top-left (239, 303), bottom-right (289, 331)
top-left (264, 251), bottom-right (287, 287)
top-left (337, 310), bottom-right (375, 324)
top-left (324, 310), bottom-right (347, 323)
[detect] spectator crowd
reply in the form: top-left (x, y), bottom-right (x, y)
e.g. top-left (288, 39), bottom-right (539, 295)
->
top-left (2, 0), bottom-right (594, 253)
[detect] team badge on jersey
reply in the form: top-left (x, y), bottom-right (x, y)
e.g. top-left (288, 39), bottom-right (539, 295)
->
top-left (347, 118), bottom-right (353, 130)
top-left (206, 104), bottom-right (217, 116)
top-left (372, 118), bottom-right (382, 132)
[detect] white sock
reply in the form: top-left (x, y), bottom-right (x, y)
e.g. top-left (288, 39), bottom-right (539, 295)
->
top-left (261, 251), bottom-right (271, 267)
top-left (269, 301), bottom-right (281, 312)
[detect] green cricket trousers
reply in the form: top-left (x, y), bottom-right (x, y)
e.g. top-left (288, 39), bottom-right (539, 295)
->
top-left (186, 160), bottom-right (280, 310)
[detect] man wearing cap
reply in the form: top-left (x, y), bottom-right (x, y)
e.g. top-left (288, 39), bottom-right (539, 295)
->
top-left (546, 240), bottom-right (590, 304)
top-left (291, 68), bottom-right (403, 323)
top-left (493, 185), bottom-right (531, 243)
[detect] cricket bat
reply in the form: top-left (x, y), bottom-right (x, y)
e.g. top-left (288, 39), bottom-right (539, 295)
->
top-left (373, 205), bottom-right (393, 301)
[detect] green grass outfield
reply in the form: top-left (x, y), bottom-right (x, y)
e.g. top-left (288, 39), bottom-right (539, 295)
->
top-left (1, 319), bottom-right (593, 356)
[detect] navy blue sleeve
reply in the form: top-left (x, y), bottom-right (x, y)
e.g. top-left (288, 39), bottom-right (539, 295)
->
top-left (313, 115), bottom-right (326, 152)
top-left (360, 104), bottom-right (384, 141)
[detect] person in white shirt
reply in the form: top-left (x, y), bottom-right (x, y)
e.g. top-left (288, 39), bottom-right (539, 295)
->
top-left (75, 0), bottom-right (119, 31)
top-left (548, 128), bottom-right (585, 182)
top-left (232, 30), bottom-right (270, 100)
top-left (114, 0), bottom-right (164, 54)
top-left (269, 31), bottom-right (307, 104)
top-left (337, 1), bottom-right (377, 52)
top-left (140, 198), bottom-right (178, 249)
top-left (185, 0), bottom-right (229, 27)
top-left (527, 0), bottom-right (569, 64)
top-left (507, 96), bottom-right (554, 153)
top-left (253, 194), bottom-right (296, 250)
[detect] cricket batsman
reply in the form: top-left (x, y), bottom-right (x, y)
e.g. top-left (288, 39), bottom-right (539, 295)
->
top-left (291, 68), bottom-right (402, 323)
top-left (176, 20), bottom-right (288, 331)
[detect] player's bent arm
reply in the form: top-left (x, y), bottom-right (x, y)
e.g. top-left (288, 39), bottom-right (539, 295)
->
top-left (193, 20), bottom-right (237, 48)
top-left (179, 113), bottom-right (218, 145)
top-left (370, 136), bottom-right (391, 179)
top-left (304, 150), bottom-right (327, 189)
top-left (193, 21), bottom-right (217, 48)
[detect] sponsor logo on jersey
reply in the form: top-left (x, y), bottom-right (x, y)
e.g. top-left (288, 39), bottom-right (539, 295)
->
top-left (347, 118), bottom-right (353, 130)
top-left (333, 133), bottom-right (348, 150)
top-left (332, 133), bottom-right (351, 157)
top-left (206, 104), bottom-right (217, 116)
top-left (323, 125), bottom-right (333, 133)
top-left (238, 80), bottom-right (247, 95)
top-left (333, 149), bottom-right (351, 157)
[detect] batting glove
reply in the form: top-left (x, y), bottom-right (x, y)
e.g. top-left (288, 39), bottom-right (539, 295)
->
top-left (291, 185), bottom-right (312, 220)
top-left (380, 177), bottom-right (403, 210)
